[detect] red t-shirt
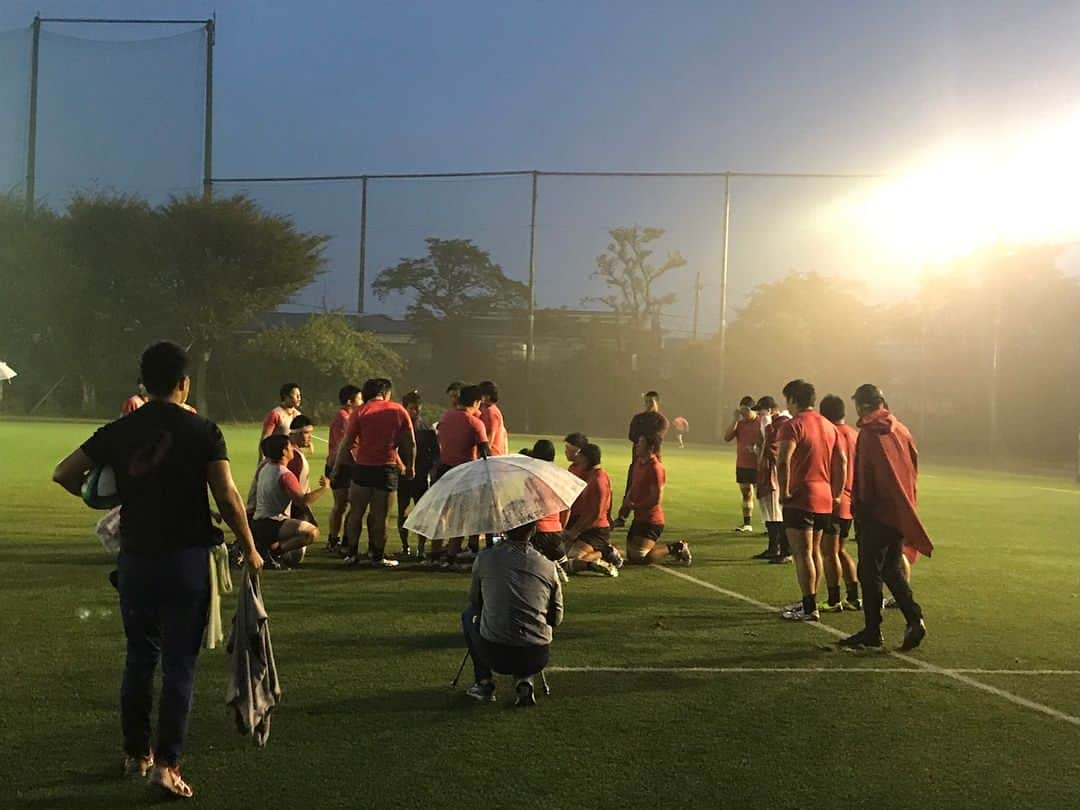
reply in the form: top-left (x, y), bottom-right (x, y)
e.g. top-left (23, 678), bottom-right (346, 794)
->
top-left (437, 409), bottom-right (489, 466)
top-left (756, 414), bottom-right (791, 494)
top-left (777, 410), bottom-right (838, 514)
top-left (480, 403), bottom-right (507, 456)
top-left (122, 395), bottom-right (145, 416)
top-left (570, 467), bottom-right (612, 529)
top-left (536, 513), bottom-right (564, 532)
top-left (834, 422), bottom-right (858, 520)
top-left (734, 417), bottom-right (762, 469)
top-left (262, 406), bottom-right (298, 436)
top-left (629, 455), bottom-right (665, 525)
top-left (328, 407), bottom-right (356, 462)
top-left (350, 399), bottom-right (413, 467)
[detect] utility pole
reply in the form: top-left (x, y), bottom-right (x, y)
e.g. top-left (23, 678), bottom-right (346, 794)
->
top-left (691, 271), bottom-right (703, 341)
top-left (25, 15), bottom-right (42, 212)
top-left (357, 175), bottom-right (368, 314)
top-left (715, 172), bottom-right (731, 436)
top-left (201, 16), bottom-right (215, 199)
top-left (524, 170), bottom-right (538, 431)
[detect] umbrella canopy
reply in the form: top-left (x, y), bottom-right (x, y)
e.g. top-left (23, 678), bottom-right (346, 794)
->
top-left (0, 362), bottom-right (16, 382)
top-left (404, 454), bottom-right (586, 540)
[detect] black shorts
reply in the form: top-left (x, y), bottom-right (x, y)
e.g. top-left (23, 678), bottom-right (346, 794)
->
top-left (251, 517), bottom-right (284, 549)
top-left (531, 530), bottom-right (565, 562)
top-left (431, 462), bottom-right (459, 483)
top-left (292, 502), bottom-right (317, 527)
top-left (326, 462), bottom-right (352, 491)
top-left (736, 467), bottom-right (758, 485)
top-left (782, 507), bottom-right (832, 531)
top-left (628, 520), bottom-right (664, 542)
top-left (575, 526), bottom-right (612, 552)
top-left (398, 475), bottom-right (429, 506)
top-left (351, 464), bottom-right (400, 491)
top-left (827, 516), bottom-right (852, 539)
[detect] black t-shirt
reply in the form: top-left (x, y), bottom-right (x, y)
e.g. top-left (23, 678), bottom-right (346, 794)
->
top-left (628, 410), bottom-right (669, 444)
top-left (414, 415), bottom-right (438, 478)
top-left (81, 400), bottom-right (228, 555)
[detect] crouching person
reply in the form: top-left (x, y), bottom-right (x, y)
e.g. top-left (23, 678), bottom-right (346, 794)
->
top-left (461, 521), bottom-right (563, 707)
top-left (252, 434), bottom-right (327, 568)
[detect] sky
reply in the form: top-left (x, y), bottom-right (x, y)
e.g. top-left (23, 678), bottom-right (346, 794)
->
top-left (2, 0), bottom-right (1078, 332)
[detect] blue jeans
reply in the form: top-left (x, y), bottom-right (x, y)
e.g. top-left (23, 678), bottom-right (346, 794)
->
top-left (118, 547), bottom-right (210, 765)
top-left (461, 606), bottom-right (549, 683)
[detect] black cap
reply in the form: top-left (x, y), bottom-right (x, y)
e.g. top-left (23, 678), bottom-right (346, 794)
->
top-left (852, 384), bottom-right (885, 406)
top-left (753, 396), bottom-right (777, 411)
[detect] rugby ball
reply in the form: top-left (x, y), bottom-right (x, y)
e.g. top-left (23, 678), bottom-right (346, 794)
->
top-left (82, 465), bottom-right (122, 510)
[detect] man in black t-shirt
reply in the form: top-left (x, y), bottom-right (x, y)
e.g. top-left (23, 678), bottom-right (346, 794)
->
top-left (52, 341), bottom-right (262, 800)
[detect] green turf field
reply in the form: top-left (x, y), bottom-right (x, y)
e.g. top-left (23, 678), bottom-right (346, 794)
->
top-left (2, 419), bottom-right (1079, 808)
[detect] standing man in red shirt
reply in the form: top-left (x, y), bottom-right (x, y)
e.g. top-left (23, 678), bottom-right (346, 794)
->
top-left (724, 395), bottom-right (762, 533)
top-left (840, 384), bottom-right (931, 651)
top-left (325, 384), bottom-right (362, 553)
top-left (426, 384), bottom-right (490, 566)
top-left (332, 378), bottom-right (416, 568)
top-left (260, 382), bottom-right (302, 461)
top-left (623, 434), bottom-right (691, 566)
top-left (777, 379), bottom-right (846, 622)
top-left (753, 396), bottom-right (791, 562)
top-left (478, 380), bottom-right (508, 456)
top-left (818, 395), bottom-right (862, 612)
top-left (614, 391), bottom-right (668, 528)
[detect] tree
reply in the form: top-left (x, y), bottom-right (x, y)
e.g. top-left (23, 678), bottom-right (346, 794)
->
top-left (372, 237), bottom-right (528, 321)
top-left (592, 226), bottom-right (688, 338)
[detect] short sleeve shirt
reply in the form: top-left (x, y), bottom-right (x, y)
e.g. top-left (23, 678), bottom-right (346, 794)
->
top-left (570, 467), bottom-right (612, 529)
top-left (437, 409), bottom-right (489, 467)
top-left (81, 401), bottom-right (228, 554)
top-left (480, 403), bottom-right (508, 456)
top-left (777, 410), bottom-right (838, 514)
top-left (834, 423), bottom-right (858, 520)
top-left (262, 406), bottom-right (298, 437)
top-left (734, 417), bottom-right (762, 469)
top-left (349, 399), bottom-right (413, 467)
top-left (629, 455), bottom-right (666, 524)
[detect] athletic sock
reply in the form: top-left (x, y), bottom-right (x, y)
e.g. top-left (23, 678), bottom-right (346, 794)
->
top-left (827, 585), bottom-right (841, 606)
top-left (846, 583), bottom-right (860, 603)
top-left (802, 594), bottom-right (817, 615)
top-left (742, 512), bottom-right (751, 526)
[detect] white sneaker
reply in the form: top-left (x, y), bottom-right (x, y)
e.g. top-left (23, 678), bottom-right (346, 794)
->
top-left (734, 524), bottom-right (754, 534)
top-left (371, 557), bottom-right (400, 568)
top-left (588, 559), bottom-right (619, 578)
top-left (781, 605), bottom-right (820, 622)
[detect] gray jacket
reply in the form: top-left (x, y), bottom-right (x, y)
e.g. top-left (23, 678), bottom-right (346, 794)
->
top-left (469, 541), bottom-right (563, 647)
top-left (227, 570), bottom-right (281, 747)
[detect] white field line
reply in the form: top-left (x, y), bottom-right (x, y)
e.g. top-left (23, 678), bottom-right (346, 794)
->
top-left (651, 565), bottom-right (1080, 727)
top-left (549, 666), bottom-right (1080, 676)
top-left (1034, 487), bottom-right (1079, 494)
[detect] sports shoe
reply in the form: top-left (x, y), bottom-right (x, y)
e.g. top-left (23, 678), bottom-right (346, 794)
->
top-left (841, 598), bottom-right (862, 611)
top-left (734, 524), bottom-right (754, 534)
top-left (325, 538), bottom-right (340, 554)
top-left (900, 619), bottom-right (927, 651)
top-left (371, 557), bottom-right (400, 569)
top-left (450, 562), bottom-right (473, 573)
top-left (884, 596), bottom-right (898, 609)
top-left (669, 540), bottom-right (692, 566)
top-left (455, 549), bottom-right (476, 562)
top-left (751, 549), bottom-right (774, 560)
top-left (514, 679), bottom-right (537, 707)
top-left (819, 601), bottom-right (844, 613)
top-left (781, 601), bottom-right (803, 613)
top-left (466, 681), bottom-right (496, 702)
top-left (123, 753), bottom-right (153, 778)
top-left (418, 557), bottom-right (438, 568)
top-left (603, 546), bottom-right (625, 570)
top-left (150, 764), bottom-right (193, 799)
top-left (768, 554), bottom-right (793, 565)
top-left (781, 605), bottom-right (820, 622)
top-left (611, 516), bottom-right (626, 529)
top-left (588, 559), bottom-right (619, 578)
top-left (837, 628), bottom-right (883, 649)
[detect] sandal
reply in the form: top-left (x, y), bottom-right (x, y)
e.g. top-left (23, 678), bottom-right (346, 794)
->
top-left (150, 764), bottom-right (194, 799)
top-left (123, 752), bottom-right (154, 778)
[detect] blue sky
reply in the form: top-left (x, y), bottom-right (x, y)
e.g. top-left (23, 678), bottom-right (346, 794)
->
top-left (2, 1), bottom-right (1078, 330)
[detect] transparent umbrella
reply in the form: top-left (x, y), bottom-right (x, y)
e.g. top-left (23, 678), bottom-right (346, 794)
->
top-left (0, 362), bottom-right (16, 382)
top-left (403, 454), bottom-right (586, 540)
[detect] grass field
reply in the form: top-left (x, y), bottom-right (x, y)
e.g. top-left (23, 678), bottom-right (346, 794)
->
top-left (2, 418), bottom-right (1079, 809)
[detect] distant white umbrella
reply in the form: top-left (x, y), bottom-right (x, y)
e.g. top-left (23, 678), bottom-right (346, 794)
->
top-left (404, 454), bottom-right (586, 540)
top-left (0, 362), bottom-right (16, 382)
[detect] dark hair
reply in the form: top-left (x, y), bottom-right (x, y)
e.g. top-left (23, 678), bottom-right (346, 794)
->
top-left (361, 377), bottom-right (391, 402)
top-left (564, 432), bottom-right (589, 449)
top-left (580, 443), bottom-right (602, 468)
top-left (505, 521), bottom-right (537, 543)
top-left (140, 341), bottom-right (189, 397)
top-left (637, 433), bottom-right (662, 456)
top-left (458, 384), bottom-right (483, 408)
top-left (279, 383), bottom-right (301, 401)
top-left (852, 383), bottom-right (886, 409)
top-left (524, 439), bottom-right (555, 462)
top-left (478, 380), bottom-right (499, 403)
top-left (739, 395), bottom-right (756, 408)
top-left (338, 384), bottom-right (361, 406)
top-left (290, 414), bottom-right (314, 431)
top-left (782, 379), bottom-right (816, 409)
top-left (819, 394), bottom-right (845, 423)
top-left (644, 390), bottom-right (660, 399)
top-left (260, 434), bottom-right (290, 462)
top-left (754, 396), bottom-right (777, 411)
top-left (446, 381), bottom-right (464, 395)
top-left (402, 389), bottom-right (422, 407)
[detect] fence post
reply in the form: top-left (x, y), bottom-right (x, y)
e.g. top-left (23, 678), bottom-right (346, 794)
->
top-left (202, 16), bottom-right (215, 199)
top-left (524, 170), bottom-right (538, 432)
top-left (358, 175), bottom-right (368, 314)
top-left (24, 15), bottom-right (41, 212)
top-left (715, 172), bottom-right (731, 437)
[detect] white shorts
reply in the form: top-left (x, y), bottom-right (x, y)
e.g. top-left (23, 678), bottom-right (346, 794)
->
top-left (757, 491), bottom-right (781, 523)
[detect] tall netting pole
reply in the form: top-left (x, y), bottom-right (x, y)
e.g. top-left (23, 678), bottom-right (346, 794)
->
top-left (24, 15), bottom-right (41, 212)
top-left (358, 175), bottom-right (368, 314)
top-left (202, 17), bottom-right (215, 199)
top-left (715, 172), bottom-right (731, 437)
top-left (524, 170), bottom-right (538, 431)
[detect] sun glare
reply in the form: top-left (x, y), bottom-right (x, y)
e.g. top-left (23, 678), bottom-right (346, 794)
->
top-left (841, 111), bottom-right (1080, 266)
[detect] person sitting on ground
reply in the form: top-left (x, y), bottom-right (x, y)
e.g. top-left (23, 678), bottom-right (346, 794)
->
top-left (252, 434), bottom-right (327, 569)
top-left (286, 414), bottom-right (319, 529)
top-left (462, 521), bottom-right (563, 707)
top-left (563, 443), bottom-right (620, 576)
top-left (520, 440), bottom-right (572, 578)
top-left (623, 434), bottom-right (691, 566)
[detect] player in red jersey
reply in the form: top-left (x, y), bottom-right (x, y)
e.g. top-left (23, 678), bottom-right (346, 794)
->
top-left (478, 380), bottom-right (508, 456)
top-left (121, 380), bottom-right (147, 415)
top-left (818, 395), bottom-right (861, 612)
top-left (724, 395), bottom-right (762, 533)
top-left (777, 380), bottom-right (846, 622)
top-left (325, 384), bottom-right (362, 553)
top-left (752, 396), bottom-right (792, 561)
top-left (623, 434), bottom-right (691, 566)
top-left (260, 382), bottom-right (302, 460)
top-left (564, 443), bottom-right (620, 576)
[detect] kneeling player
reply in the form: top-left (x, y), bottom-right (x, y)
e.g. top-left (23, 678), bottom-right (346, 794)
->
top-left (623, 435), bottom-right (691, 566)
top-left (251, 434), bottom-right (328, 568)
top-left (564, 443), bottom-right (619, 576)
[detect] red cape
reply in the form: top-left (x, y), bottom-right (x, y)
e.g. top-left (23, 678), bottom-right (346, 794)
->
top-left (854, 408), bottom-right (933, 558)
